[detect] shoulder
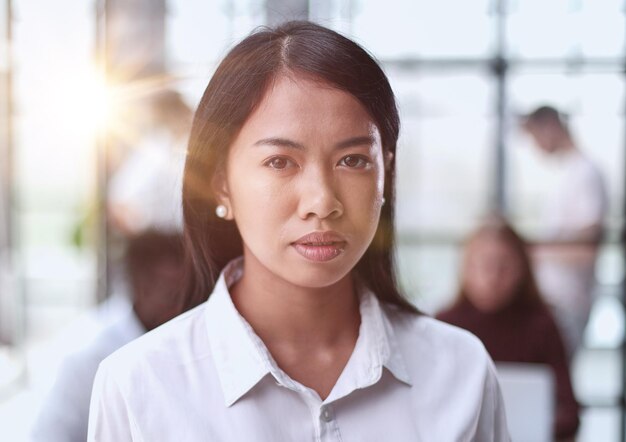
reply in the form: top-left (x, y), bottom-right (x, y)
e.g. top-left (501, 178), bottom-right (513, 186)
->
top-left (388, 306), bottom-right (485, 348)
top-left (525, 303), bottom-right (569, 351)
top-left (524, 302), bottom-right (560, 333)
top-left (384, 307), bottom-right (510, 440)
top-left (571, 151), bottom-right (605, 187)
top-left (386, 306), bottom-right (491, 369)
top-left (88, 302), bottom-right (227, 439)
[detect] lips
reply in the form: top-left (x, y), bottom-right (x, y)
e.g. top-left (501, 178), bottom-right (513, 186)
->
top-left (291, 231), bottom-right (347, 262)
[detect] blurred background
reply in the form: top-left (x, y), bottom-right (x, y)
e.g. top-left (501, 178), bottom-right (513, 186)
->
top-left (0, 0), bottom-right (624, 440)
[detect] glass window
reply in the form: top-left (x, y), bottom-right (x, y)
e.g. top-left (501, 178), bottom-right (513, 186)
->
top-left (166, 0), bottom-right (265, 70)
top-left (165, 0), bottom-right (265, 108)
top-left (396, 242), bottom-right (461, 314)
top-left (506, 0), bottom-right (624, 58)
top-left (352, 0), bottom-right (494, 59)
top-left (389, 69), bottom-right (495, 235)
top-left (13, 0), bottom-right (99, 338)
top-left (166, 0), bottom-right (231, 68)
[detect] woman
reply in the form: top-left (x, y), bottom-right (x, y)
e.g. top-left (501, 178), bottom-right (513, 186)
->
top-left (88, 21), bottom-right (509, 441)
top-left (437, 217), bottom-right (579, 440)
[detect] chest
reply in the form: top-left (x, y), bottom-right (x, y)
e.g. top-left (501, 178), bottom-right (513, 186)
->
top-left (465, 317), bottom-right (547, 363)
top-left (125, 371), bottom-right (485, 442)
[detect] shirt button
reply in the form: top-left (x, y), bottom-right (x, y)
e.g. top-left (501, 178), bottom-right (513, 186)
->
top-left (321, 407), bottom-right (333, 422)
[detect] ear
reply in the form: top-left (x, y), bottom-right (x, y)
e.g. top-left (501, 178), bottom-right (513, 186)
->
top-left (211, 171), bottom-right (235, 220)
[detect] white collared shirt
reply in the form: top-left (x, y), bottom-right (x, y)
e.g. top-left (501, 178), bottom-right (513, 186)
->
top-left (541, 148), bottom-right (607, 241)
top-left (88, 259), bottom-right (510, 441)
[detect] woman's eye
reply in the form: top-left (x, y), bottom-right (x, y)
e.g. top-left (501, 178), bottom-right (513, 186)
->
top-left (264, 156), bottom-right (293, 170)
top-left (339, 155), bottom-right (369, 169)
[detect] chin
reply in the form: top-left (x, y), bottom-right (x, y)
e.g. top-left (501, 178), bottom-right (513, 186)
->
top-left (282, 262), bottom-right (354, 289)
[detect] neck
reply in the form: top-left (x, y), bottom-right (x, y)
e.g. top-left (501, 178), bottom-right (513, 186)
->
top-left (230, 256), bottom-right (360, 348)
top-left (556, 136), bottom-right (576, 153)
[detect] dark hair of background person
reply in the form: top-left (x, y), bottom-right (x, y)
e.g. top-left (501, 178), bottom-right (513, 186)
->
top-left (524, 105), bottom-right (570, 134)
top-left (180, 20), bottom-right (419, 315)
top-left (126, 230), bottom-right (186, 329)
top-left (454, 216), bottom-right (544, 307)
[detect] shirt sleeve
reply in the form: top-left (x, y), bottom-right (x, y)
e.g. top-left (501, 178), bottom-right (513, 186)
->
top-left (87, 360), bottom-right (139, 442)
top-left (474, 359), bottom-right (512, 442)
top-left (562, 163), bottom-right (607, 237)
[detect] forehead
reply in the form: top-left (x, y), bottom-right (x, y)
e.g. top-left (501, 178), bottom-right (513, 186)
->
top-left (525, 119), bottom-right (559, 133)
top-left (468, 234), bottom-right (516, 255)
top-left (237, 73), bottom-right (379, 142)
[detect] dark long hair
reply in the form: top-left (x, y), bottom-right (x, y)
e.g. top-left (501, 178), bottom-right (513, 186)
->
top-left (181, 21), bottom-right (419, 315)
top-left (456, 216), bottom-right (543, 307)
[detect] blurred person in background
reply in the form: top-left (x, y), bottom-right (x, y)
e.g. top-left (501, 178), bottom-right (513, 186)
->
top-left (108, 89), bottom-right (193, 235)
top-left (104, 88), bottom-right (192, 298)
top-left (521, 105), bottom-right (608, 360)
top-left (437, 217), bottom-right (579, 440)
top-left (30, 231), bottom-right (185, 442)
top-left (88, 21), bottom-right (509, 441)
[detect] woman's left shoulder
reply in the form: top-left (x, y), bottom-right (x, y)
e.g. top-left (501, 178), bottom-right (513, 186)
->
top-left (386, 306), bottom-right (490, 364)
top-left (383, 306), bottom-right (510, 441)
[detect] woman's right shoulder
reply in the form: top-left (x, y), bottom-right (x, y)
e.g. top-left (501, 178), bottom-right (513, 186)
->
top-left (88, 302), bottom-right (225, 440)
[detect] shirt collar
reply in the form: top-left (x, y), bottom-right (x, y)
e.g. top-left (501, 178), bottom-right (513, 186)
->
top-left (205, 258), bottom-right (412, 407)
top-left (204, 258), bottom-right (270, 407)
top-left (325, 281), bottom-right (411, 404)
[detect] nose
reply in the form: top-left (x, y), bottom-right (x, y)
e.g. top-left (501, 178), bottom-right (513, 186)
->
top-left (297, 166), bottom-right (344, 221)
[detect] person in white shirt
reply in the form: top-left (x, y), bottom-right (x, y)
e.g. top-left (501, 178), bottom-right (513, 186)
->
top-left (31, 231), bottom-right (185, 442)
top-left (88, 21), bottom-right (510, 441)
top-left (108, 90), bottom-right (192, 235)
top-left (522, 106), bottom-right (608, 360)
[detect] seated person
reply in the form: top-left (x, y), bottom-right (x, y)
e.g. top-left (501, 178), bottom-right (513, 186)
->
top-left (30, 231), bottom-right (185, 442)
top-left (437, 216), bottom-right (579, 440)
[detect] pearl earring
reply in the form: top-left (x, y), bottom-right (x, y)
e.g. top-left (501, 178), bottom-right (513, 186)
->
top-left (382, 197), bottom-right (386, 206)
top-left (215, 204), bottom-right (228, 219)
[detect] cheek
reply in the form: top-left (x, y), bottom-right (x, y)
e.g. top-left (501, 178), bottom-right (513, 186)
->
top-left (466, 274), bottom-right (486, 294)
top-left (464, 266), bottom-right (493, 297)
top-left (227, 166), bottom-right (296, 234)
top-left (341, 175), bottom-right (383, 225)
top-left (501, 271), bottom-right (522, 292)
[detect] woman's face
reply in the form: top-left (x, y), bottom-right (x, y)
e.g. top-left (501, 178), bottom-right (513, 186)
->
top-left (462, 235), bottom-right (523, 313)
top-left (525, 122), bottom-right (560, 154)
top-left (216, 73), bottom-right (386, 289)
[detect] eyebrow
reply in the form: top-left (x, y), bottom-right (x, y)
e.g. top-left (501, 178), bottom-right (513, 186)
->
top-left (335, 135), bottom-right (376, 149)
top-left (253, 135), bottom-right (376, 150)
top-left (253, 137), bottom-right (304, 149)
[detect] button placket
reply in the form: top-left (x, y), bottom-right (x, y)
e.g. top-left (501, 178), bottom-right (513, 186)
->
top-left (320, 406), bottom-right (333, 423)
